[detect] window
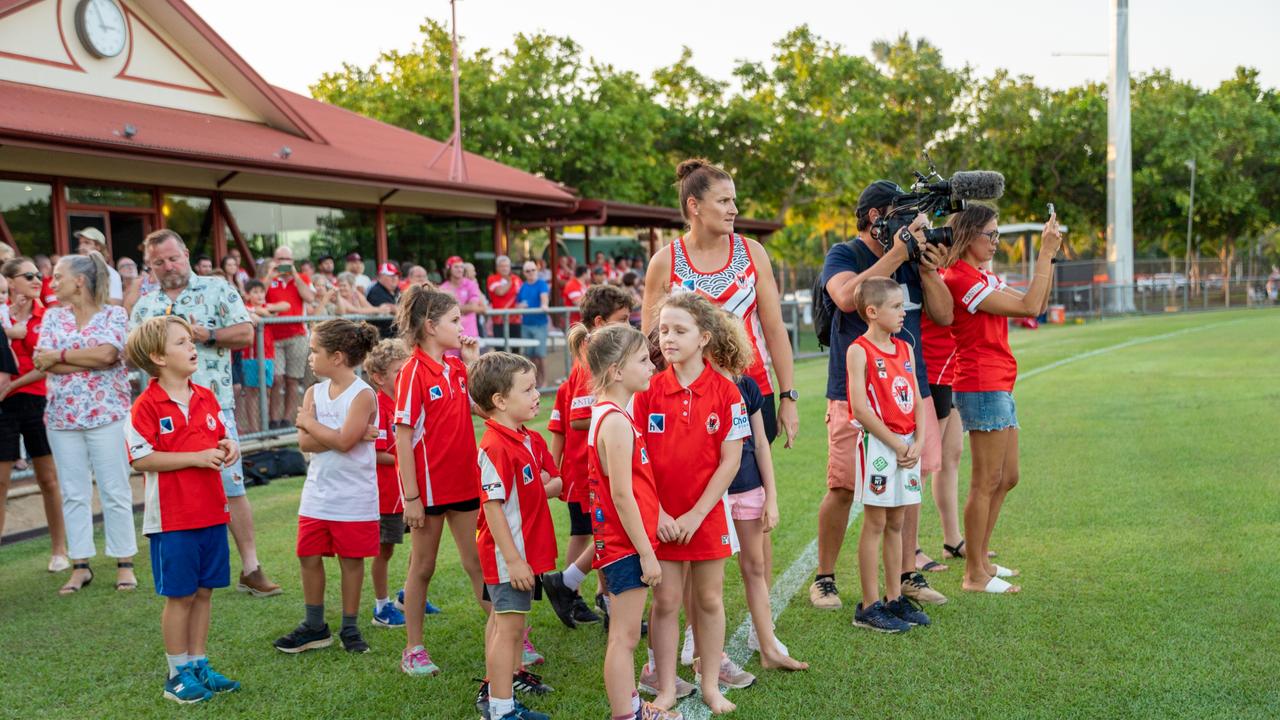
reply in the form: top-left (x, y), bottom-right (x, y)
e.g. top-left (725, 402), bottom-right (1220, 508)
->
top-left (0, 180), bottom-right (54, 258)
top-left (66, 184), bottom-right (152, 208)
top-left (386, 214), bottom-right (494, 280)
top-left (224, 200), bottom-right (375, 271)
top-left (162, 195), bottom-right (213, 260)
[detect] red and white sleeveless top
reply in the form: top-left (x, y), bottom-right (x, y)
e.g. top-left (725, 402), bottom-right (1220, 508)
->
top-left (669, 234), bottom-right (773, 394)
top-left (587, 401), bottom-right (659, 569)
top-left (849, 336), bottom-right (917, 435)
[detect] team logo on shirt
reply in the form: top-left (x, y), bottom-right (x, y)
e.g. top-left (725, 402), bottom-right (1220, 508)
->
top-left (205, 414), bottom-right (216, 431)
top-left (734, 271), bottom-right (750, 288)
top-left (377, 429), bottom-right (387, 440)
top-left (521, 464), bottom-right (534, 485)
top-left (159, 417), bottom-right (175, 434)
top-left (872, 457), bottom-right (889, 472)
top-left (549, 409), bottom-right (561, 422)
top-left (962, 283), bottom-right (983, 305)
top-left (906, 475), bottom-right (921, 493)
top-left (594, 508), bottom-right (605, 523)
top-left (870, 474), bottom-right (887, 495)
top-left (681, 278), bottom-right (696, 292)
top-left (429, 385), bottom-right (443, 400)
top-left (648, 414), bottom-right (665, 433)
top-left (875, 357), bottom-right (888, 379)
top-left (904, 360), bottom-right (913, 373)
top-left (731, 404), bottom-right (749, 431)
top-left (721, 534), bottom-right (731, 545)
top-left (571, 395), bottom-right (595, 411)
top-left (891, 376), bottom-right (914, 413)
top-left (459, 379), bottom-right (466, 392)
top-left (705, 413), bottom-right (720, 434)
top-left (595, 540), bottom-right (606, 551)
top-left (640, 447), bottom-right (649, 464)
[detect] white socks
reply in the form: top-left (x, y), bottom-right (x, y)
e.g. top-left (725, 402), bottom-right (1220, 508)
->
top-left (490, 696), bottom-right (515, 716)
top-left (166, 653), bottom-right (189, 678)
top-left (562, 564), bottom-right (586, 591)
top-left (375, 597), bottom-right (390, 611)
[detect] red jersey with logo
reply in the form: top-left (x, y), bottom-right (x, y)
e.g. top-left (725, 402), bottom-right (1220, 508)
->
top-left (126, 380), bottom-right (229, 535)
top-left (487, 273), bottom-right (522, 324)
top-left (265, 274), bottom-right (309, 341)
top-left (9, 303), bottom-right (46, 396)
top-left (668, 234), bottom-right (773, 394)
top-left (393, 347), bottom-right (480, 506)
top-left (476, 420), bottom-right (559, 584)
top-left (850, 336), bottom-right (918, 435)
top-left (562, 278), bottom-right (585, 324)
top-left (942, 260), bottom-right (1017, 392)
top-left (633, 361), bottom-right (751, 561)
top-left (547, 362), bottom-right (594, 504)
top-left (374, 389), bottom-right (402, 515)
top-left (587, 401), bottom-right (659, 569)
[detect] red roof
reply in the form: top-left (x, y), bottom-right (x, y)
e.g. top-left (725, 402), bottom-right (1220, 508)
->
top-left (0, 78), bottom-right (576, 206)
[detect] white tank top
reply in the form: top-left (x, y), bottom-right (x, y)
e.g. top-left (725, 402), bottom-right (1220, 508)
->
top-left (299, 377), bottom-right (379, 522)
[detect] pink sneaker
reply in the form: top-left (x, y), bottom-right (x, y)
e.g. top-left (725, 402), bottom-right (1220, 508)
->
top-left (401, 645), bottom-right (440, 676)
top-left (638, 662), bottom-right (696, 699)
top-left (522, 628), bottom-right (545, 666)
top-left (694, 653), bottom-right (756, 689)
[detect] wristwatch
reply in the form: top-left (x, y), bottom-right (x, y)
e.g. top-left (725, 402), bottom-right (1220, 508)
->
top-left (204, 328), bottom-right (217, 348)
top-left (779, 389), bottom-right (799, 402)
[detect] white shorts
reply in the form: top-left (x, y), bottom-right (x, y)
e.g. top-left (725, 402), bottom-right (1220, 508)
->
top-left (855, 431), bottom-right (923, 508)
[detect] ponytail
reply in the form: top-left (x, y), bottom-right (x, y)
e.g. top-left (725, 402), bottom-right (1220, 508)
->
top-left (60, 252), bottom-right (111, 306)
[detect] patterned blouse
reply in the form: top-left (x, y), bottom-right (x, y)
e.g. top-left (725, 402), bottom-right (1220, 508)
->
top-left (36, 305), bottom-right (131, 431)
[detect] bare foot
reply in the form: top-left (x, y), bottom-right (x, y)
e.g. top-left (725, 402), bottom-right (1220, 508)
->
top-left (652, 691), bottom-right (676, 711)
top-left (59, 567), bottom-right (93, 595)
top-left (116, 567), bottom-right (138, 591)
top-left (760, 649), bottom-right (808, 671)
top-left (702, 687), bottom-right (736, 715)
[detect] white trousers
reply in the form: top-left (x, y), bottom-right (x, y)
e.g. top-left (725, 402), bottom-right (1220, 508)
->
top-left (48, 420), bottom-right (137, 559)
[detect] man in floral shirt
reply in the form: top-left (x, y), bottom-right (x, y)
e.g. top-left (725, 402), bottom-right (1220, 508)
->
top-left (130, 229), bottom-right (281, 597)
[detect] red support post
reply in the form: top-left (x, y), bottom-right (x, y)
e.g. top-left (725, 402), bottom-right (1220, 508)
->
top-left (375, 204), bottom-right (388, 267)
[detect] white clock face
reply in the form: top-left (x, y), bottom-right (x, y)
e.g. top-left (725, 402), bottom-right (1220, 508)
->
top-left (75, 0), bottom-right (127, 59)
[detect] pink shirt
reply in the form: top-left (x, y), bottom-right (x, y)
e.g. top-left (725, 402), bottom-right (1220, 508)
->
top-left (36, 305), bottom-right (131, 431)
top-left (441, 278), bottom-right (483, 338)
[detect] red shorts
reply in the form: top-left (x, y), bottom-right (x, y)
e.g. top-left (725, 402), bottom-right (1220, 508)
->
top-left (296, 516), bottom-right (379, 558)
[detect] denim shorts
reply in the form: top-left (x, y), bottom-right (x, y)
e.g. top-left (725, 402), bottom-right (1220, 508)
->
top-left (600, 553), bottom-right (647, 596)
top-left (953, 391), bottom-right (1019, 433)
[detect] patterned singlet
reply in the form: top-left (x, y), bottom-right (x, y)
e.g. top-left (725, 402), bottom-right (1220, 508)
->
top-left (668, 233), bottom-right (773, 394)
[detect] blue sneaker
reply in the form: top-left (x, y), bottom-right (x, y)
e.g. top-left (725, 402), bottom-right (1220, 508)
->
top-left (885, 595), bottom-right (931, 626)
top-left (163, 663), bottom-right (213, 704)
top-left (396, 588), bottom-right (442, 615)
top-left (852, 600), bottom-right (911, 633)
top-left (372, 602), bottom-right (406, 628)
top-left (192, 658), bottom-right (240, 693)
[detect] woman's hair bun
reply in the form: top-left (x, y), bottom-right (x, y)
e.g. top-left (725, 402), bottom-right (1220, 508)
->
top-left (675, 158), bottom-right (708, 181)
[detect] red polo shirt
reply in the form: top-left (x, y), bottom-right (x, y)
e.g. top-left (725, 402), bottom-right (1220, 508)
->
top-left (476, 420), bottom-right (559, 584)
top-left (562, 278), bottom-right (585, 324)
top-left (393, 347), bottom-right (480, 507)
top-left (487, 273), bottom-right (522, 325)
top-left (632, 361), bottom-right (750, 561)
top-left (547, 362), bottom-right (594, 504)
top-left (126, 379), bottom-right (229, 535)
top-left (374, 389), bottom-right (402, 515)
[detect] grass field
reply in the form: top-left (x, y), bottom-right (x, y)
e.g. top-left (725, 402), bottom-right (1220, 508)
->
top-left (1, 308), bottom-right (1278, 719)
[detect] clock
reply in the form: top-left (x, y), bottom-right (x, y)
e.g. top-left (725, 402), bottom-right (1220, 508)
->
top-left (74, 0), bottom-right (127, 59)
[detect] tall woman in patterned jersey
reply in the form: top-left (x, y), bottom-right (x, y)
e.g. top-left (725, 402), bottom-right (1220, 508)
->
top-left (641, 159), bottom-right (799, 448)
top-left (941, 205), bottom-right (1061, 594)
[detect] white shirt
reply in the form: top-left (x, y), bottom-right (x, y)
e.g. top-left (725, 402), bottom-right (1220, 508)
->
top-left (298, 377), bottom-right (379, 521)
top-left (108, 266), bottom-right (122, 302)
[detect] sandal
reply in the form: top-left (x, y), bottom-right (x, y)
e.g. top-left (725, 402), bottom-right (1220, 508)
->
top-left (59, 563), bottom-right (93, 595)
top-left (943, 540), bottom-right (998, 560)
top-left (915, 548), bottom-right (947, 572)
top-left (116, 561), bottom-right (138, 592)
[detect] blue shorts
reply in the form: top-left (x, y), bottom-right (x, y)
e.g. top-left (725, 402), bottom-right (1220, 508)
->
top-left (600, 553), bottom-right (647, 596)
top-left (520, 323), bottom-right (548, 359)
top-left (149, 524), bottom-right (230, 597)
top-left (220, 409), bottom-right (246, 498)
top-left (241, 359), bottom-right (274, 388)
top-left (954, 391), bottom-right (1019, 433)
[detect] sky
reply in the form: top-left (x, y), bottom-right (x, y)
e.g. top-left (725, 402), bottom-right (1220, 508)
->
top-left (187, 0), bottom-right (1279, 96)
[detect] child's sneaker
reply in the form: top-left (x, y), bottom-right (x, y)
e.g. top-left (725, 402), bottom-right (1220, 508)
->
top-left (638, 701), bottom-right (685, 720)
top-left (809, 576), bottom-right (842, 609)
top-left (595, 592), bottom-right (611, 630)
top-left (401, 645), bottom-right (440, 676)
top-left (497, 706), bottom-right (550, 720)
top-left (273, 623), bottom-right (333, 653)
top-left (570, 594), bottom-right (601, 624)
top-left (852, 601), bottom-right (911, 633)
top-left (541, 571), bottom-right (579, 628)
top-left (694, 653), bottom-right (756, 690)
top-left (637, 662), bottom-right (697, 699)
top-left (885, 595), bottom-right (931, 626)
top-left (679, 626), bottom-right (695, 666)
top-left (475, 679), bottom-right (490, 718)
top-left (192, 658), bottom-right (240, 693)
top-left (372, 602), bottom-right (406, 628)
top-left (512, 669), bottom-right (554, 695)
top-left (340, 626), bottom-right (370, 653)
top-left (746, 623), bottom-right (790, 657)
top-left (522, 630), bottom-right (545, 666)
top-left (395, 588), bottom-right (443, 615)
top-left (162, 663), bottom-right (213, 704)
top-left (902, 572), bottom-right (948, 605)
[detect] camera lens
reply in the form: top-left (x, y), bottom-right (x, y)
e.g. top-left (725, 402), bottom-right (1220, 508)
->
top-left (923, 226), bottom-right (953, 247)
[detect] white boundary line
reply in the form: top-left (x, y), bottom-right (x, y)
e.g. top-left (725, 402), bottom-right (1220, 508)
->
top-left (676, 316), bottom-right (1239, 719)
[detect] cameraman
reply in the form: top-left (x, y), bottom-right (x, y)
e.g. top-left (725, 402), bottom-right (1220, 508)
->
top-left (810, 180), bottom-right (954, 611)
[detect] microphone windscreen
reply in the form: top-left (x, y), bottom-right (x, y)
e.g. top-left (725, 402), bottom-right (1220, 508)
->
top-left (949, 171), bottom-right (1005, 200)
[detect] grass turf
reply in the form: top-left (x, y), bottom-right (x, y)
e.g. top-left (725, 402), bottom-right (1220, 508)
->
top-left (1, 308), bottom-right (1277, 719)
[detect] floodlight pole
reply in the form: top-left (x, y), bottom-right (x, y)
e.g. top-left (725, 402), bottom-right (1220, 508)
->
top-left (428, 0), bottom-right (468, 183)
top-left (1106, 0), bottom-right (1134, 311)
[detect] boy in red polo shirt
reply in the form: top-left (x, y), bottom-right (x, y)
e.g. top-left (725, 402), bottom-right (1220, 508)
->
top-left (470, 352), bottom-right (561, 720)
top-left (125, 316), bottom-right (240, 704)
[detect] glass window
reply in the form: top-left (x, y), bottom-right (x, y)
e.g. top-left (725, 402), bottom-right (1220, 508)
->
top-left (386, 213), bottom-right (495, 281)
top-left (66, 184), bottom-right (152, 208)
top-left (224, 200), bottom-right (375, 274)
top-left (162, 195), bottom-right (213, 261)
top-left (0, 180), bottom-right (54, 259)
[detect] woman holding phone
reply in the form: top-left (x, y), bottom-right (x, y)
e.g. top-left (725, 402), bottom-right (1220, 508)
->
top-left (941, 205), bottom-right (1061, 594)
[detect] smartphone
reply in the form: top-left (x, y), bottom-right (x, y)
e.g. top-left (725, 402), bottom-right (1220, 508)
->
top-left (276, 262), bottom-right (294, 275)
top-left (1047, 202), bottom-right (1056, 217)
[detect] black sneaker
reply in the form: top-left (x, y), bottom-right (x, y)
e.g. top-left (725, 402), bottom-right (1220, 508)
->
top-left (475, 679), bottom-right (490, 718)
top-left (512, 669), bottom-right (554, 695)
top-left (273, 623), bottom-right (333, 653)
top-left (595, 592), bottom-right (611, 631)
top-left (541, 571), bottom-right (578, 629)
top-left (339, 626), bottom-right (370, 653)
top-left (570, 594), bottom-right (601, 625)
top-left (885, 595), bottom-right (931, 626)
top-left (852, 601), bottom-right (911, 633)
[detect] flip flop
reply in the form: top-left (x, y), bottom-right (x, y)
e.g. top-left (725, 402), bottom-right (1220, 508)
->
top-left (943, 540), bottom-right (998, 560)
top-left (979, 576), bottom-right (1018, 594)
top-left (59, 563), bottom-right (93, 595)
top-left (915, 548), bottom-right (947, 572)
top-left (994, 564), bottom-right (1020, 579)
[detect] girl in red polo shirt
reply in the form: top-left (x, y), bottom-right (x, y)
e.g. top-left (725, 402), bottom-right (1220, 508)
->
top-left (635, 292), bottom-right (750, 715)
top-left (392, 286), bottom-right (485, 676)
top-left (942, 205), bottom-right (1061, 595)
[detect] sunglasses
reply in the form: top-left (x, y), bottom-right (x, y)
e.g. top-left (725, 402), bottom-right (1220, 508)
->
top-left (980, 230), bottom-right (1001, 241)
top-left (13, 272), bottom-right (41, 282)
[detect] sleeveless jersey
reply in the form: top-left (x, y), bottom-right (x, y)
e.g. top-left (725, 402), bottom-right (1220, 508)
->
top-left (849, 336), bottom-right (917, 435)
top-left (586, 401), bottom-right (659, 569)
top-left (669, 234), bottom-right (773, 394)
top-left (299, 377), bottom-right (378, 521)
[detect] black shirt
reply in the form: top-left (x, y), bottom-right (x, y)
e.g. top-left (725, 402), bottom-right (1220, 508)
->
top-left (729, 376), bottom-right (765, 495)
top-left (366, 282), bottom-right (400, 338)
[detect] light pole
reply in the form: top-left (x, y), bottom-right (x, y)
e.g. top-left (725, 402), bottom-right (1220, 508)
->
top-left (1184, 158), bottom-right (1196, 289)
top-left (1106, 0), bottom-right (1135, 312)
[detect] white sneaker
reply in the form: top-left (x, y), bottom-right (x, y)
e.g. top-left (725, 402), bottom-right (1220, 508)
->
top-left (746, 622), bottom-right (789, 657)
top-left (47, 555), bottom-right (70, 573)
top-left (680, 625), bottom-right (695, 666)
